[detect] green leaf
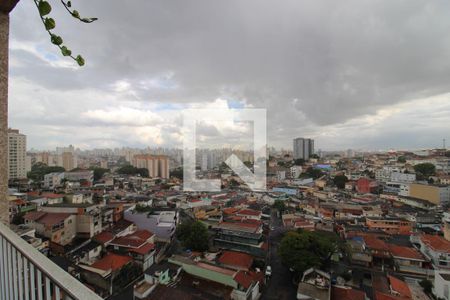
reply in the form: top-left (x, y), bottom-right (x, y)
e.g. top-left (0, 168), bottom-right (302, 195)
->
top-left (44, 18), bottom-right (55, 30)
top-left (67, 1), bottom-right (72, 7)
top-left (72, 10), bottom-right (80, 18)
top-left (61, 46), bottom-right (72, 57)
top-left (38, 1), bottom-right (52, 16)
top-left (75, 55), bottom-right (85, 66)
top-left (50, 34), bottom-right (63, 46)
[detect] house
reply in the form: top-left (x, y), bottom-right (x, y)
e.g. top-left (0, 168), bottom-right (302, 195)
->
top-left (109, 229), bottom-right (156, 270)
top-left (356, 178), bottom-right (378, 194)
top-left (417, 234), bottom-right (450, 269)
top-left (366, 217), bottom-right (412, 235)
top-left (68, 240), bottom-right (102, 265)
top-left (168, 254), bottom-right (263, 300)
top-left (236, 209), bottom-right (262, 221)
top-left (134, 261), bottom-right (182, 299)
top-left (373, 274), bottom-right (412, 300)
top-left (23, 211), bottom-right (76, 246)
top-left (124, 207), bottom-right (178, 242)
top-left (214, 221), bottom-right (266, 257)
top-left (297, 268), bottom-right (331, 300)
top-left (331, 286), bottom-right (366, 300)
top-left (40, 203), bottom-right (103, 238)
top-left (79, 253), bottom-right (137, 297)
top-left (388, 244), bottom-right (431, 276)
top-left (217, 250), bottom-right (254, 271)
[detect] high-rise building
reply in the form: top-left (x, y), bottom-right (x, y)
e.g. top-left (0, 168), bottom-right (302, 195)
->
top-left (8, 128), bottom-right (27, 179)
top-left (293, 137), bottom-right (314, 160)
top-left (61, 152), bottom-right (75, 171)
top-left (132, 154), bottom-right (170, 179)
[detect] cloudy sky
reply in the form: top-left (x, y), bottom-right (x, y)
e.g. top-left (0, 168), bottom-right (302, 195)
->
top-left (8, 0), bottom-right (450, 151)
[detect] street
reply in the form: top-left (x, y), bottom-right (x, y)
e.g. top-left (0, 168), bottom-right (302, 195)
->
top-left (261, 210), bottom-right (297, 300)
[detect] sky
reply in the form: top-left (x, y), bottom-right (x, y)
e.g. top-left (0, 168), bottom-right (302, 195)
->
top-left (8, 0), bottom-right (450, 151)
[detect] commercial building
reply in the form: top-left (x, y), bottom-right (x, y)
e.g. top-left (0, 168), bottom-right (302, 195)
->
top-left (8, 128), bottom-right (26, 179)
top-left (293, 138), bottom-right (314, 160)
top-left (409, 183), bottom-right (450, 206)
top-left (132, 154), bottom-right (170, 179)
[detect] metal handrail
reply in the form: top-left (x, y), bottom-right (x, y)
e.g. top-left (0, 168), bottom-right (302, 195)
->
top-left (0, 221), bottom-right (102, 300)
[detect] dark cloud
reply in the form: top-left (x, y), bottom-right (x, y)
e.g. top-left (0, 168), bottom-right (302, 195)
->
top-left (8, 0), bottom-right (450, 150)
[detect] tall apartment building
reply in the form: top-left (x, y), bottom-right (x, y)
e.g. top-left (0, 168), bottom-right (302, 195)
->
top-left (293, 137), bottom-right (314, 160)
top-left (132, 154), bottom-right (170, 179)
top-left (8, 128), bottom-right (27, 179)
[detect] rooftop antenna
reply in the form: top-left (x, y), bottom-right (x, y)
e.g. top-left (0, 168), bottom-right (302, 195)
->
top-left (444, 138), bottom-right (446, 150)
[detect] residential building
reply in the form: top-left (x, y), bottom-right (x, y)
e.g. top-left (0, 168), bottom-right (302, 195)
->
top-left (8, 128), bottom-right (26, 179)
top-left (41, 203), bottom-right (103, 238)
top-left (366, 217), bottom-right (412, 235)
top-left (132, 154), bottom-right (170, 178)
top-left (214, 221), bottom-right (266, 257)
top-left (409, 183), bottom-right (450, 206)
top-left (23, 211), bottom-right (76, 246)
top-left (297, 268), bottom-right (330, 300)
top-left (356, 178), bottom-right (378, 194)
top-left (293, 138), bottom-right (314, 160)
top-left (417, 234), bottom-right (450, 269)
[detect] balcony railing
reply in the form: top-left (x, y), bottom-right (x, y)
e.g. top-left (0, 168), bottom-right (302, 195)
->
top-left (0, 222), bottom-right (102, 300)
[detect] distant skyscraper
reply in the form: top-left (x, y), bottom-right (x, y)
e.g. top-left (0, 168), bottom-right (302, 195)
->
top-left (293, 137), bottom-right (314, 160)
top-left (8, 128), bottom-right (27, 179)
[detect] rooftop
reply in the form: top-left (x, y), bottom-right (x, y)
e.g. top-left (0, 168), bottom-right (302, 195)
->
top-left (217, 250), bottom-right (254, 270)
top-left (90, 253), bottom-right (132, 272)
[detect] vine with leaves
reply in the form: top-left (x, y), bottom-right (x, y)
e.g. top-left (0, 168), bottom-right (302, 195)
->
top-left (32, 0), bottom-right (97, 66)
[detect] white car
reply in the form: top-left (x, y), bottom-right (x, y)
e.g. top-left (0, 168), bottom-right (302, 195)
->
top-left (265, 266), bottom-right (272, 276)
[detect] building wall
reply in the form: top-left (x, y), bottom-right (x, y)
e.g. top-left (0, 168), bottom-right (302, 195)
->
top-left (8, 128), bottom-right (26, 179)
top-left (293, 138), bottom-right (314, 160)
top-left (409, 184), bottom-right (442, 205)
top-left (435, 272), bottom-right (450, 300)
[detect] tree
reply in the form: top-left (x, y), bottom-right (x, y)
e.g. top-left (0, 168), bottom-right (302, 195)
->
top-left (333, 175), bottom-right (348, 189)
top-left (273, 200), bottom-right (286, 213)
top-left (89, 167), bottom-right (110, 181)
top-left (116, 165), bottom-right (149, 177)
top-left (294, 158), bottom-right (305, 166)
top-left (397, 156), bottom-right (406, 163)
top-left (27, 162), bottom-right (65, 181)
top-left (176, 220), bottom-right (209, 252)
top-left (305, 167), bottom-right (324, 179)
top-left (278, 230), bottom-right (341, 274)
top-left (414, 163), bottom-right (436, 179)
top-left (310, 154), bottom-right (320, 159)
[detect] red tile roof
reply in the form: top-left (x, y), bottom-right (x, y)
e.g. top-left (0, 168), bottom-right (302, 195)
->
top-left (375, 292), bottom-right (404, 300)
top-left (91, 253), bottom-right (132, 272)
top-left (364, 236), bottom-right (389, 251)
top-left (110, 230), bottom-right (154, 248)
top-left (93, 231), bottom-right (115, 244)
top-left (237, 209), bottom-right (261, 217)
top-left (388, 275), bottom-right (412, 299)
top-left (388, 244), bottom-right (425, 261)
top-left (420, 234), bottom-right (450, 253)
top-left (24, 212), bottom-right (71, 226)
top-left (233, 270), bottom-right (264, 289)
top-left (332, 286), bottom-right (365, 300)
top-left (218, 251), bottom-right (254, 270)
top-left (129, 242), bottom-right (155, 255)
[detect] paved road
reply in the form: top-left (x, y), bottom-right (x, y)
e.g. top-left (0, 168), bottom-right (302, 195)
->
top-left (261, 210), bottom-right (297, 300)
